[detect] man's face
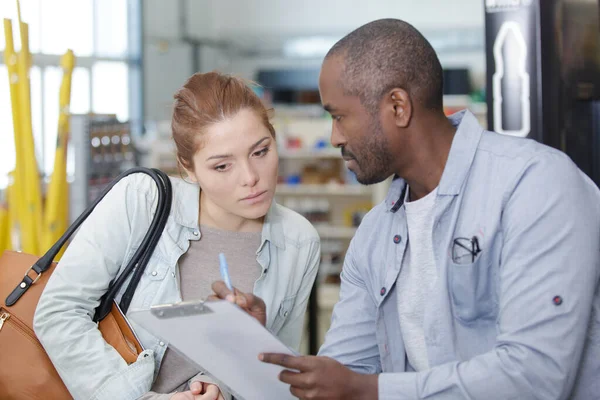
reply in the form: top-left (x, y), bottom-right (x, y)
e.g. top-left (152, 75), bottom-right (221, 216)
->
top-left (318, 56), bottom-right (395, 185)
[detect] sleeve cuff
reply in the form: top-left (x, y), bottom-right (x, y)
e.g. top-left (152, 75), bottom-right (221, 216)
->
top-left (91, 350), bottom-right (156, 400)
top-left (136, 391), bottom-right (173, 400)
top-left (189, 373), bottom-right (233, 400)
top-left (378, 372), bottom-right (418, 400)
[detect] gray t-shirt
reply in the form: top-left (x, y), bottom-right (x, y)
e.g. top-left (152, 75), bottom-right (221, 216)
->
top-left (396, 187), bottom-right (438, 371)
top-left (144, 224), bottom-right (262, 397)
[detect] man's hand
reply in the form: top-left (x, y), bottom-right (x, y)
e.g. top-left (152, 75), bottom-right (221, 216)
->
top-left (259, 353), bottom-right (378, 400)
top-left (209, 281), bottom-right (267, 327)
top-left (170, 381), bottom-right (224, 400)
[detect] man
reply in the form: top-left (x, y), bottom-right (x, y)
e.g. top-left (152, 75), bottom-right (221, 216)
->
top-left (213, 18), bottom-right (600, 399)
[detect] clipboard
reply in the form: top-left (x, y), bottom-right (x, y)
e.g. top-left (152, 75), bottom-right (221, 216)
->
top-left (129, 300), bottom-right (297, 400)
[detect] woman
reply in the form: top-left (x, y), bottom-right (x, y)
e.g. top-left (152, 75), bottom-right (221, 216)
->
top-left (34, 72), bottom-right (321, 400)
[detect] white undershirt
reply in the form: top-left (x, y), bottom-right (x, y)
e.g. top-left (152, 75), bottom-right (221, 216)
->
top-left (396, 186), bottom-right (438, 371)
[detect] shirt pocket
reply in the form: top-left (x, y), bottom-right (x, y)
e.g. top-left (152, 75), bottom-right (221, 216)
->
top-left (448, 255), bottom-right (497, 324)
top-left (121, 246), bottom-right (168, 295)
top-left (121, 245), bottom-right (170, 282)
top-left (270, 294), bottom-right (297, 334)
top-left (144, 256), bottom-right (170, 281)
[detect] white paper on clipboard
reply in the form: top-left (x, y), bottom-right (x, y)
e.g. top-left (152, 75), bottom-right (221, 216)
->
top-left (129, 300), bottom-right (297, 400)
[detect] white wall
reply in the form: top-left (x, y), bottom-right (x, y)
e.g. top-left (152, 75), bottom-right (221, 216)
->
top-left (143, 0), bottom-right (486, 122)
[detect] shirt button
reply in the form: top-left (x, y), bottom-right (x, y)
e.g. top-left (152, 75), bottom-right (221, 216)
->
top-left (553, 295), bottom-right (563, 306)
top-left (284, 311), bottom-right (288, 317)
top-left (159, 341), bottom-right (165, 346)
top-left (393, 235), bottom-right (401, 244)
top-left (263, 269), bottom-right (268, 274)
top-left (151, 271), bottom-right (157, 276)
top-left (192, 230), bottom-right (199, 236)
top-left (380, 287), bottom-right (386, 296)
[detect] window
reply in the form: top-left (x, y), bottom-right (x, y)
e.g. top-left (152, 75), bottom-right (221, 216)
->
top-left (95, 0), bottom-right (129, 58)
top-left (71, 67), bottom-right (91, 115)
top-left (0, 65), bottom-right (14, 189)
top-left (43, 66), bottom-right (60, 174)
top-left (0, 0), bottom-right (41, 52)
top-left (0, 0), bottom-right (141, 187)
top-left (92, 61), bottom-right (129, 122)
top-left (40, 0), bottom-right (94, 56)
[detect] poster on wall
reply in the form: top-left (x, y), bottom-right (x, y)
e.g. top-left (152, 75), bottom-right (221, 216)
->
top-left (485, 0), bottom-right (542, 141)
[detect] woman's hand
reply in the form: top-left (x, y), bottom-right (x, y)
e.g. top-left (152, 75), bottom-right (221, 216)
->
top-left (209, 281), bottom-right (267, 327)
top-left (170, 381), bottom-right (224, 400)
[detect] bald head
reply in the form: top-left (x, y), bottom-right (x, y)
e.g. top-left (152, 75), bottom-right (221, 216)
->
top-left (325, 19), bottom-right (443, 113)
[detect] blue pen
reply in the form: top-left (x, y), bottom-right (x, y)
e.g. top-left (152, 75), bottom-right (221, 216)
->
top-left (219, 253), bottom-right (233, 291)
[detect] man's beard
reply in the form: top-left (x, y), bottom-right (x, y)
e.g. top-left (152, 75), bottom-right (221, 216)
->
top-left (343, 121), bottom-right (394, 185)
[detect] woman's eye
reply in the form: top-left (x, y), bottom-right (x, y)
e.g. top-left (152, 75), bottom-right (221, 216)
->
top-left (254, 147), bottom-right (270, 157)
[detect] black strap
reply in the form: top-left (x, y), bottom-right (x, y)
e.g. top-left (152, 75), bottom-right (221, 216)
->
top-left (5, 167), bottom-right (173, 323)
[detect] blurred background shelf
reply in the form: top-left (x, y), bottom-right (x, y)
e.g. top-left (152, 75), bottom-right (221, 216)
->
top-left (315, 225), bottom-right (357, 240)
top-left (276, 184), bottom-right (372, 197)
top-left (279, 148), bottom-right (340, 159)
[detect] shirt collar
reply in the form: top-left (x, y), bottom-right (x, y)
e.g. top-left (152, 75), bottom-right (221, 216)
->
top-left (437, 110), bottom-right (484, 195)
top-left (385, 109), bottom-right (484, 212)
top-left (171, 177), bottom-right (284, 249)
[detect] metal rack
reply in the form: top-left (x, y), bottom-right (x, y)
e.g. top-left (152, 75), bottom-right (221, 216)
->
top-left (69, 114), bottom-right (138, 223)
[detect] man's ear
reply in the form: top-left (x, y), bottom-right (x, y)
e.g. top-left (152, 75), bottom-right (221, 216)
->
top-left (389, 88), bottom-right (412, 128)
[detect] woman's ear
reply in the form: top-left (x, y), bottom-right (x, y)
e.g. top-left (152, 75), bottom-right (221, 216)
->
top-left (177, 158), bottom-right (197, 183)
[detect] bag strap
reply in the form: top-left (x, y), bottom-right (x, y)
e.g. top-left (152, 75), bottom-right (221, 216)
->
top-left (5, 167), bottom-right (173, 322)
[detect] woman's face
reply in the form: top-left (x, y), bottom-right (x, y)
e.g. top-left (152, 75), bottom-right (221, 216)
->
top-left (187, 108), bottom-right (279, 221)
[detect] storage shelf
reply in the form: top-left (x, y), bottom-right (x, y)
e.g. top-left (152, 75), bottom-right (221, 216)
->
top-left (279, 148), bottom-right (340, 159)
top-left (317, 283), bottom-right (341, 309)
top-left (315, 225), bottom-right (357, 239)
top-left (469, 102), bottom-right (487, 115)
top-left (276, 184), bottom-right (371, 197)
top-left (443, 94), bottom-right (487, 115)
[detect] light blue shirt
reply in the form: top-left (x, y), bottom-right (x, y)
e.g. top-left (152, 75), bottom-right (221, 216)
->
top-left (34, 175), bottom-right (320, 400)
top-left (319, 110), bottom-right (600, 399)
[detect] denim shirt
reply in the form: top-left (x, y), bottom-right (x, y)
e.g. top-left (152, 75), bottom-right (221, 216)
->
top-left (319, 110), bottom-right (600, 399)
top-left (34, 175), bottom-right (320, 400)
